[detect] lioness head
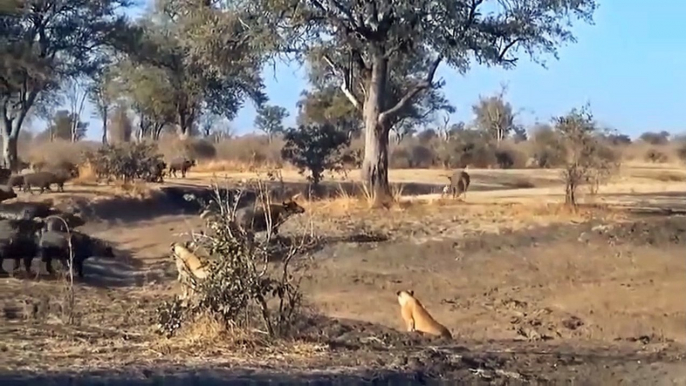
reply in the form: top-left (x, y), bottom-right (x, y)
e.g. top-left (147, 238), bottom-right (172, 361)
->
top-left (396, 290), bottom-right (415, 306)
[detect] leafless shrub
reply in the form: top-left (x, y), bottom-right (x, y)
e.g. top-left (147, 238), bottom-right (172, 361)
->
top-left (46, 215), bottom-right (77, 325)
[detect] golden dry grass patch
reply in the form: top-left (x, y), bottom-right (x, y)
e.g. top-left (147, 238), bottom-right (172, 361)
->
top-left (71, 161), bottom-right (98, 186)
top-left (150, 314), bottom-right (328, 365)
top-left (193, 159), bottom-right (288, 174)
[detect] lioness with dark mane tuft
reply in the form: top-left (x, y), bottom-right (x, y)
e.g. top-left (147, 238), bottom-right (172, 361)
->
top-left (396, 290), bottom-right (452, 339)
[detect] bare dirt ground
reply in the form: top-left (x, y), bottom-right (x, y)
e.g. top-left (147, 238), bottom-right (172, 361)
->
top-left (1, 166), bottom-right (686, 385)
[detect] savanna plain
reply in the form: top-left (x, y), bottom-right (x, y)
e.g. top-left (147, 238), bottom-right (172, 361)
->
top-left (1, 161), bottom-right (685, 385)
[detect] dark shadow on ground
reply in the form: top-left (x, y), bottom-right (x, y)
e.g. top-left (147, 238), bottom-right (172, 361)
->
top-left (0, 370), bottom-right (454, 386)
top-left (601, 191), bottom-right (686, 214)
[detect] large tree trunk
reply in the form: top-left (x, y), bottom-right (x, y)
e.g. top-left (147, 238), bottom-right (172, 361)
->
top-left (1, 111), bottom-right (26, 172)
top-left (2, 135), bottom-right (19, 172)
top-left (361, 56), bottom-right (391, 205)
top-left (101, 118), bottom-right (108, 145)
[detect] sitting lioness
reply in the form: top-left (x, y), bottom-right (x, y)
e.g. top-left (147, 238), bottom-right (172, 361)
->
top-left (396, 290), bottom-right (452, 339)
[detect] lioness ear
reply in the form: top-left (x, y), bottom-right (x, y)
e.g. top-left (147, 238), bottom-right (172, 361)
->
top-left (408, 290), bottom-right (414, 296)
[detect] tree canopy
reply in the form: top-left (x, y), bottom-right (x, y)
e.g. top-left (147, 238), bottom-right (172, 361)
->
top-left (119, 0), bottom-right (269, 138)
top-left (255, 104), bottom-right (289, 141)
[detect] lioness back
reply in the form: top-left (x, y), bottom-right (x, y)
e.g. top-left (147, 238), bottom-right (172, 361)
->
top-left (172, 243), bottom-right (209, 279)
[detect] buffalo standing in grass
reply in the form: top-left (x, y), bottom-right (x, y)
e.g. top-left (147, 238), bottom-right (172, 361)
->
top-left (39, 230), bottom-right (115, 278)
top-left (21, 169), bottom-right (77, 194)
top-left (168, 157), bottom-right (196, 178)
top-left (444, 166), bottom-right (471, 200)
top-left (0, 218), bottom-right (42, 276)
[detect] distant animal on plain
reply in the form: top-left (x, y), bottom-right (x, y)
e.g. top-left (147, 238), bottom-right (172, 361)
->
top-left (168, 157), bottom-right (196, 178)
top-left (396, 290), bottom-right (452, 339)
top-left (444, 166), bottom-right (471, 200)
top-left (146, 160), bottom-right (167, 183)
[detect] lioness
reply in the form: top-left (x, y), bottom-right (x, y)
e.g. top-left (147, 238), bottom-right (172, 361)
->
top-left (396, 290), bottom-right (452, 339)
top-left (171, 243), bottom-right (210, 299)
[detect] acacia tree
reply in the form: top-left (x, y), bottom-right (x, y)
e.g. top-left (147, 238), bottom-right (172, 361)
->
top-left (226, 0), bottom-right (598, 203)
top-left (302, 50), bottom-right (454, 154)
top-left (0, 0), bottom-right (131, 170)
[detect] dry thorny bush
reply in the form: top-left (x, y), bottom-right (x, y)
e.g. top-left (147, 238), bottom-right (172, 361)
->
top-left (155, 175), bottom-right (320, 341)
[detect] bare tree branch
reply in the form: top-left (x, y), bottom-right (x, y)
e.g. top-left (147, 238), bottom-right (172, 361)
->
top-left (378, 55), bottom-right (442, 125)
top-left (322, 54), bottom-right (361, 110)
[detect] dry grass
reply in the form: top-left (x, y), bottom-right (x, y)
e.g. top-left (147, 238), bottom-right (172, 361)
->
top-left (300, 183), bottom-right (625, 230)
top-left (72, 162), bottom-right (98, 185)
top-left (621, 142), bottom-right (682, 164)
top-left (24, 139), bottom-right (96, 166)
top-left (193, 159), bottom-right (288, 173)
top-left (109, 181), bottom-right (156, 199)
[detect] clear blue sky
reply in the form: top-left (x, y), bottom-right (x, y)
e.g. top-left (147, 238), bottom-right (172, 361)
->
top-left (34, 1), bottom-right (686, 140)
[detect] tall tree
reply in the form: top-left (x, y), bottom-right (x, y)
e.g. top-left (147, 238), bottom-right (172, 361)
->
top-left (0, 0), bottom-right (132, 170)
top-left (66, 78), bottom-right (89, 142)
top-left (302, 50), bottom-right (454, 146)
top-left (472, 87), bottom-right (524, 145)
top-left (227, 0), bottom-right (598, 203)
top-left (111, 60), bottom-right (177, 140)
top-left (109, 103), bottom-right (133, 143)
top-left (45, 110), bottom-right (88, 142)
top-left (89, 69), bottom-right (116, 145)
top-left (122, 2), bottom-right (268, 139)
top-left (254, 104), bottom-right (289, 142)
